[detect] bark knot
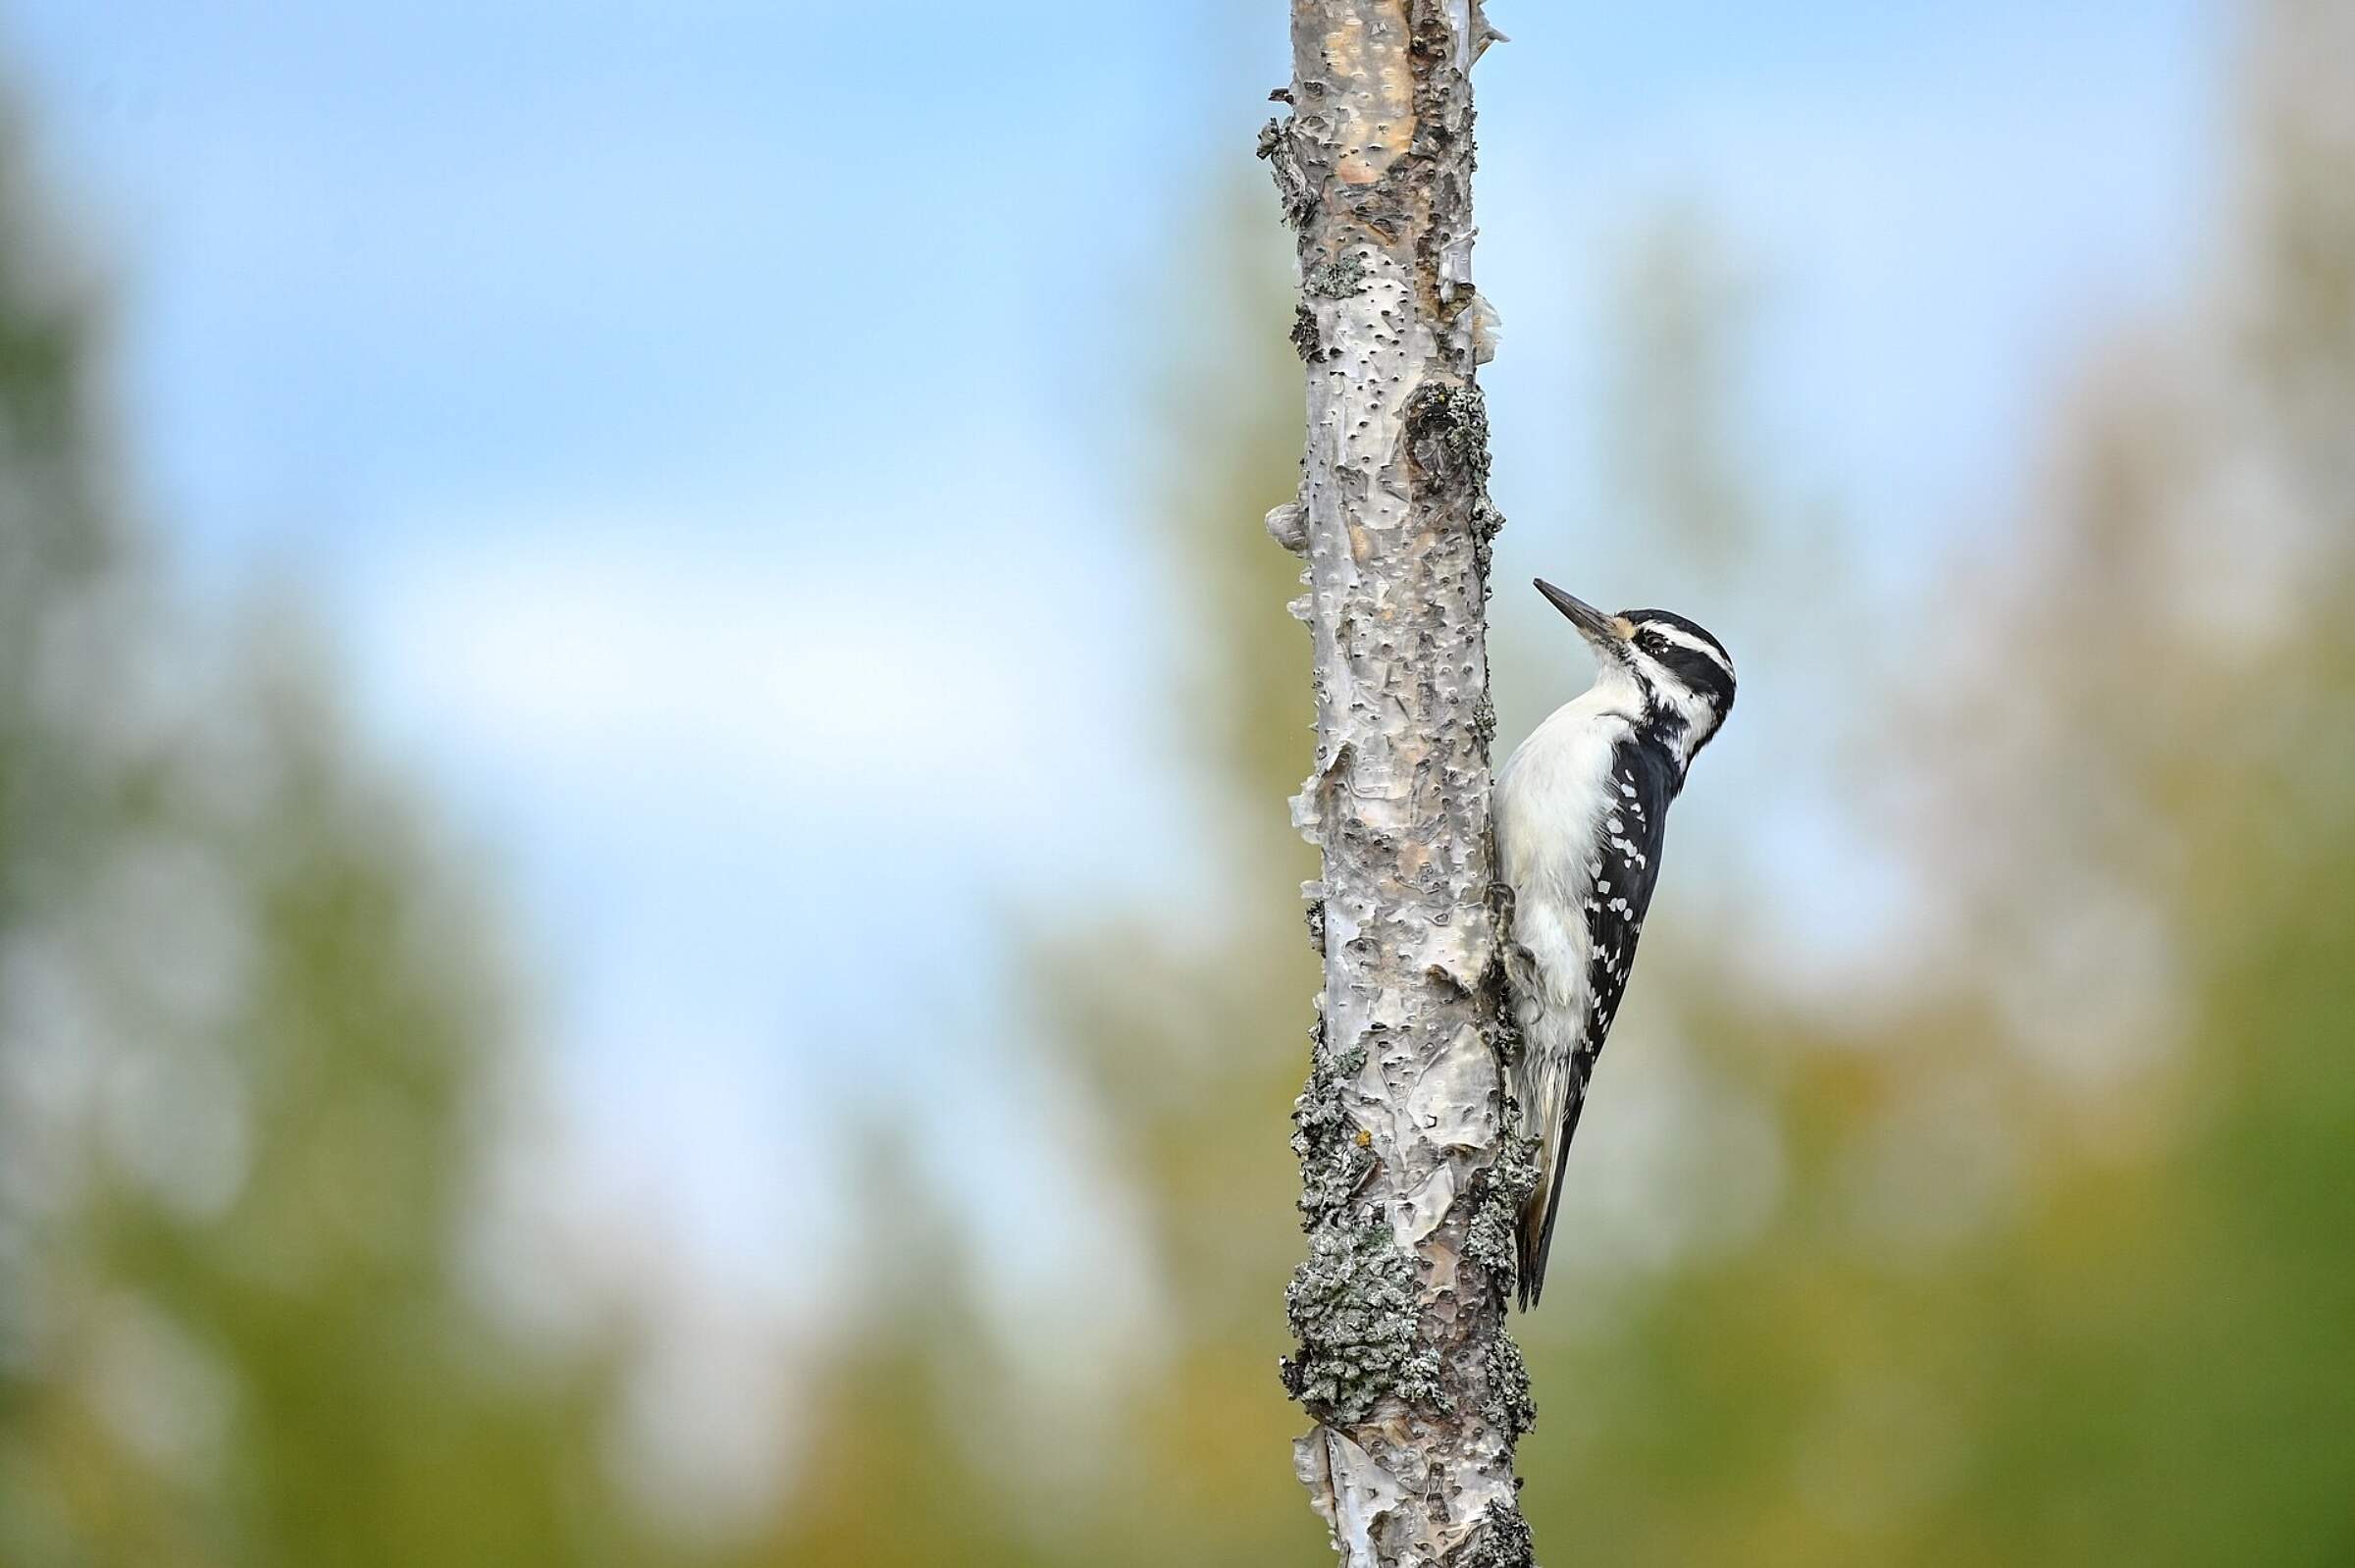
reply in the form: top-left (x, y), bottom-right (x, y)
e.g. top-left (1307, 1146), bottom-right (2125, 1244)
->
top-left (1402, 380), bottom-right (1493, 492)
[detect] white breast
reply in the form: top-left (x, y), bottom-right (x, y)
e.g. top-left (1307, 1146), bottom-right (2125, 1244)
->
top-left (1494, 678), bottom-right (1637, 1034)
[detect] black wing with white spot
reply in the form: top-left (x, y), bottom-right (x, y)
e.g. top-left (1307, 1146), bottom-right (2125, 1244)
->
top-left (1520, 736), bottom-right (1676, 1303)
top-left (1578, 737), bottom-right (1674, 1065)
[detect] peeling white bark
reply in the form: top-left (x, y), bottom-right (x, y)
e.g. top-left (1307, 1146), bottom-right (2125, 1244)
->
top-left (1264, 5), bottom-right (1534, 1565)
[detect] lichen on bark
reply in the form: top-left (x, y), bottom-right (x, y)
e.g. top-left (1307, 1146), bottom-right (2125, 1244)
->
top-left (1479, 1326), bottom-right (1537, 1441)
top-left (1305, 252), bottom-right (1370, 298)
top-left (1464, 1129), bottom-right (1540, 1283)
top-left (1292, 1021), bottom-right (1372, 1217)
top-left (1280, 1220), bottom-right (1447, 1423)
top-left (1265, 2), bottom-right (1530, 1563)
top-left (1451, 1501), bottom-right (1538, 1568)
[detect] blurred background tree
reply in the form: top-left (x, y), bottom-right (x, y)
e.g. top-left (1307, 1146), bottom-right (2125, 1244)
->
top-left (0, 109), bottom-right (648, 1566)
top-left (746, 1), bottom-right (2355, 1562)
top-left (749, 185), bottom-right (1321, 1568)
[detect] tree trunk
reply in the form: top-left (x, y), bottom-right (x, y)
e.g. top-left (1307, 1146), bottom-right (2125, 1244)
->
top-left (1261, 5), bottom-right (1534, 1565)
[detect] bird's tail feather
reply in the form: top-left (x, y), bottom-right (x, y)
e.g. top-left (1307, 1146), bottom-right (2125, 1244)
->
top-left (1516, 1082), bottom-right (1586, 1310)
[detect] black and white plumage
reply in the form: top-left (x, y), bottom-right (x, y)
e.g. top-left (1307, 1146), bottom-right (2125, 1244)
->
top-left (1495, 580), bottom-right (1736, 1308)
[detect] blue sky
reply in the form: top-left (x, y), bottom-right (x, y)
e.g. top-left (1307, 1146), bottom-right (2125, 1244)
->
top-left (4, 0), bottom-right (2228, 1422)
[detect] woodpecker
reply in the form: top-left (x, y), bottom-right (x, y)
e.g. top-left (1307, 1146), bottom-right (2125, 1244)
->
top-left (1495, 579), bottom-right (1736, 1308)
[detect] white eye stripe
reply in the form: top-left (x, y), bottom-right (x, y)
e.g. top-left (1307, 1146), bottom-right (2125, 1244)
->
top-left (1640, 622), bottom-right (1735, 678)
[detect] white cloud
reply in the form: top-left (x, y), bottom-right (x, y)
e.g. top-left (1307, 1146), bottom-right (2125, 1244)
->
top-left (336, 508), bottom-right (1178, 1411)
top-left (363, 526), bottom-right (1111, 846)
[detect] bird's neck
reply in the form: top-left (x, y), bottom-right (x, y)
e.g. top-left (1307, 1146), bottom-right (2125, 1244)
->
top-left (1632, 718), bottom-right (1696, 793)
top-left (1609, 669), bottom-right (1707, 783)
top-left (1544, 664), bottom-right (1698, 786)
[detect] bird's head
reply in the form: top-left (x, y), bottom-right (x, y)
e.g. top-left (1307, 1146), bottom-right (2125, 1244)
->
top-left (1536, 578), bottom-right (1736, 768)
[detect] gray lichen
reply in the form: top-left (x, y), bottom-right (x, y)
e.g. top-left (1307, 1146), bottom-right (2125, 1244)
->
top-left (1256, 116), bottom-right (1315, 228)
top-left (1490, 1008), bottom-right (1523, 1071)
top-left (1480, 1326), bottom-right (1537, 1441)
top-left (1464, 1130), bottom-right (1541, 1284)
top-left (1450, 1500), bottom-right (1537, 1568)
top-left (1484, 876), bottom-right (1523, 1064)
top-left (1471, 692), bottom-right (1497, 752)
top-left (1472, 496), bottom-right (1507, 597)
top-left (1291, 302), bottom-right (1323, 362)
top-left (1281, 1220), bottom-right (1448, 1424)
top-left (1291, 1021), bottom-right (1369, 1220)
top-left (1305, 252), bottom-right (1369, 298)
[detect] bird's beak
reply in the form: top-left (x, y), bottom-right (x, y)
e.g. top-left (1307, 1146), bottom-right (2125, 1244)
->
top-left (1535, 579), bottom-right (1630, 650)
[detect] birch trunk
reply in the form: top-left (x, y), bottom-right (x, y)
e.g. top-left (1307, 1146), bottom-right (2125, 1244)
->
top-left (1261, 5), bottom-right (1534, 1565)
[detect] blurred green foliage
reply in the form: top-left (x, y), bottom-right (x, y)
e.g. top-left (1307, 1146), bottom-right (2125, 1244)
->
top-left (0, 113), bottom-right (649, 1566)
top-left (1, 2), bottom-right (2350, 1563)
top-left (771, 3), bottom-right (2355, 1563)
